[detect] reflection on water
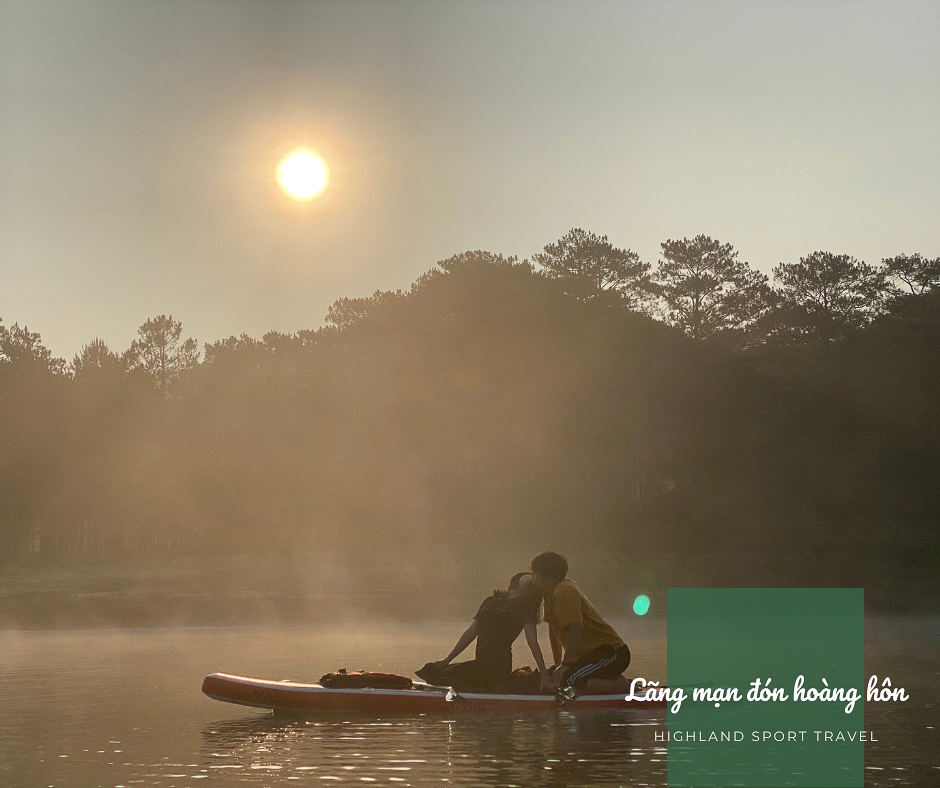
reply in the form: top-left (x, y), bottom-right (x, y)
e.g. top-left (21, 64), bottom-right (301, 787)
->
top-left (0, 619), bottom-right (936, 787)
top-left (200, 712), bottom-right (665, 785)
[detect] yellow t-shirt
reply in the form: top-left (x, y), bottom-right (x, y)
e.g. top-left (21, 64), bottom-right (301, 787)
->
top-left (544, 578), bottom-right (624, 659)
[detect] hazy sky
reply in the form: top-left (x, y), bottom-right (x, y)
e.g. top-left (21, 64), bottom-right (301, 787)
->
top-left (3, 0), bottom-right (938, 360)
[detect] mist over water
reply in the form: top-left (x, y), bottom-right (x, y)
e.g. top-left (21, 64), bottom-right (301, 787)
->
top-left (0, 623), bottom-right (669, 787)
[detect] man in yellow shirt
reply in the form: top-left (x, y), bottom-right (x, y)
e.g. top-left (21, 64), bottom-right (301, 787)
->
top-left (531, 551), bottom-right (631, 697)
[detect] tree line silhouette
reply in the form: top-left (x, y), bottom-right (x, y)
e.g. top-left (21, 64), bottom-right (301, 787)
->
top-left (1, 231), bottom-right (938, 608)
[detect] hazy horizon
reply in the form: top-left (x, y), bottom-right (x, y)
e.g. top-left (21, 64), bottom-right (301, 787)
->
top-left (3, 0), bottom-right (939, 359)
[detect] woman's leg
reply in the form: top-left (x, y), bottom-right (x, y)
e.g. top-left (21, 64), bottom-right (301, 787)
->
top-left (437, 660), bottom-right (493, 692)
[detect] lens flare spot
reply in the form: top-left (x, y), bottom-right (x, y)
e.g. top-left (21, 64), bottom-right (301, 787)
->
top-left (633, 594), bottom-right (651, 616)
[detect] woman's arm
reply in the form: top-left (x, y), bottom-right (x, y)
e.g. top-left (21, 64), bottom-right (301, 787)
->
top-left (441, 619), bottom-right (479, 665)
top-left (523, 621), bottom-right (547, 675)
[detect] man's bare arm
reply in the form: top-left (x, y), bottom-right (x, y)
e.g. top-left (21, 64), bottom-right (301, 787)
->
top-left (560, 621), bottom-right (584, 668)
top-left (549, 624), bottom-right (564, 666)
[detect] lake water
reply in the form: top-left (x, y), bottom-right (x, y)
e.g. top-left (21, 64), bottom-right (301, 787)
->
top-left (0, 619), bottom-right (936, 787)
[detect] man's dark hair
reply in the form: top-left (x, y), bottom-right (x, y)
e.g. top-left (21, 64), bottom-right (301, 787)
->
top-left (531, 551), bottom-right (568, 580)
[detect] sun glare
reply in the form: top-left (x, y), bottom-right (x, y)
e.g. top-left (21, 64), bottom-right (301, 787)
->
top-left (277, 149), bottom-right (328, 200)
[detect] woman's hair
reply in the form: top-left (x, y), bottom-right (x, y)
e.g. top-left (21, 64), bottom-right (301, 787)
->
top-left (490, 572), bottom-right (542, 621)
top-left (493, 571), bottom-right (532, 598)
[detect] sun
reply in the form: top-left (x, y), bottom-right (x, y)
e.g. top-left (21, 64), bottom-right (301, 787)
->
top-left (277, 149), bottom-right (328, 200)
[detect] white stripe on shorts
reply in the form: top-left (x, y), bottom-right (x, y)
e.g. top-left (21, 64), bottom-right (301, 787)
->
top-left (564, 653), bottom-right (618, 686)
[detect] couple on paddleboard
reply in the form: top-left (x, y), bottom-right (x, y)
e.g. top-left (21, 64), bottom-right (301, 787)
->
top-left (416, 551), bottom-right (630, 700)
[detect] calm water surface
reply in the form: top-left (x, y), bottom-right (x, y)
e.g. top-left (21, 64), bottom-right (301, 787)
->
top-left (0, 619), bottom-right (936, 787)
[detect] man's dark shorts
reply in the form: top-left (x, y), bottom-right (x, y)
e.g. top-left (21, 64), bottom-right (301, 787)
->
top-left (559, 643), bottom-right (631, 689)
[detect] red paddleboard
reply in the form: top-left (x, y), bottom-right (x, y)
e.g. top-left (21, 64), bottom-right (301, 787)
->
top-left (202, 672), bottom-right (667, 714)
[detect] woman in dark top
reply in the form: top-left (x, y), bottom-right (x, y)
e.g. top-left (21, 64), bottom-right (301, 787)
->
top-left (416, 572), bottom-right (549, 693)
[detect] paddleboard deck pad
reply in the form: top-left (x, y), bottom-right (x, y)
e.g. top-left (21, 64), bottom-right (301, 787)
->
top-left (202, 672), bottom-right (666, 714)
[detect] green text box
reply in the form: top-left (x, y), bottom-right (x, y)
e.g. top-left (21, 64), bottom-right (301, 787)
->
top-left (667, 588), bottom-right (864, 787)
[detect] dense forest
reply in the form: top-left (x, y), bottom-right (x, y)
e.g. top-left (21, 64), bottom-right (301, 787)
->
top-left (1, 231), bottom-right (938, 611)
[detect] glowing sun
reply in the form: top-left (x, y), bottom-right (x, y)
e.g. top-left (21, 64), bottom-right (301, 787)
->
top-left (277, 149), bottom-right (328, 200)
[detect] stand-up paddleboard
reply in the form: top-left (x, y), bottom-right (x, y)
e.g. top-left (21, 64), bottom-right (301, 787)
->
top-left (202, 673), bottom-right (667, 714)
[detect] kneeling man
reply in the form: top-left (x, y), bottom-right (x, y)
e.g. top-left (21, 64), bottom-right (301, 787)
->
top-left (531, 551), bottom-right (631, 698)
